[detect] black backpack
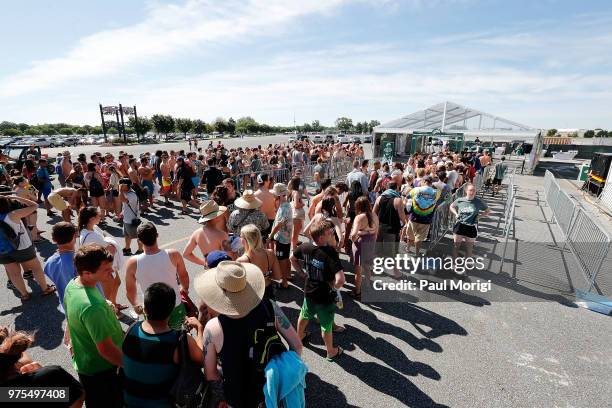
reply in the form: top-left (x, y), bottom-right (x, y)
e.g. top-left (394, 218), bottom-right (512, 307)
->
top-left (170, 329), bottom-right (209, 408)
top-left (247, 300), bottom-right (287, 390)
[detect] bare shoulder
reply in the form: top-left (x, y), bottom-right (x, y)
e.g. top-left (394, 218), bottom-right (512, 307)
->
top-left (125, 256), bottom-right (137, 270)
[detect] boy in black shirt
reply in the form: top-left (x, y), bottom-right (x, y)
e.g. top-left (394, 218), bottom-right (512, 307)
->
top-left (291, 220), bottom-right (345, 361)
top-left (201, 158), bottom-right (224, 195)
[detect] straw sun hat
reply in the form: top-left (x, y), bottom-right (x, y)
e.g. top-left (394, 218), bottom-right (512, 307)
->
top-left (234, 190), bottom-right (262, 210)
top-left (194, 261), bottom-right (265, 317)
top-left (198, 200), bottom-right (227, 224)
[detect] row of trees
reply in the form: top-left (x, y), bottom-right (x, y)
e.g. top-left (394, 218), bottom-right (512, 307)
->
top-left (546, 128), bottom-right (612, 138)
top-left (0, 116), bottom-right (381, 138)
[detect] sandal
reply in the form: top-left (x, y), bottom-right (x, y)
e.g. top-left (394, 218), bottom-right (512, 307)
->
top-left (20, 293), bottom-right (32, 302)
top-left (114, 304), bottom-right (129, 311)
top-left (300, 331), bottom-right (311, 343)
top-left (42, 285), bottom-right (56, 296)
top-left (326, 346), bottom-right (344, 362)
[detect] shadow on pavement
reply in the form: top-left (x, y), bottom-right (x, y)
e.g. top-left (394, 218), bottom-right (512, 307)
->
top-left (13, 293), bottom-right (65, 351)
top-left (304, 372), bottom-right (360, 408)
top-left (308, 345), bottom-right (449, 408)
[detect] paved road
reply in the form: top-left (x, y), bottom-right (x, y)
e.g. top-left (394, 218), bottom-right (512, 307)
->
top-left (1, 146), bottom-right (610, 407)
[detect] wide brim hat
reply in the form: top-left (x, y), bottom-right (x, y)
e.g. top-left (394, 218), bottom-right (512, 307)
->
top-left (194, 261), bottom-right (265, 317)
top-left (198, 200), bottom-right (228, 224)
top-left (234, 190), bottom-right (262, 210)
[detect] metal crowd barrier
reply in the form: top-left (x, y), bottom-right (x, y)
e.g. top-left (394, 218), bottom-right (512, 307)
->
top-left (233, 157), bottom-right (357, 193)
top-left (499, 192), bottom-right (516, 272)
top-left (543, 170), bottom-right (612, 292)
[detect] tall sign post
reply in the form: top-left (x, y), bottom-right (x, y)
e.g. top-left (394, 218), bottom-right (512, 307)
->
top-left (98, 104), bottom-right (107, 143)
top-left (99, 103), bottom-right (138, 144)
top-left (115, 108), bottom-right (122, 142)
top-left (119, 104), bottom-right (126, 144)
top-left (133, 106), bottom-right (139, 144)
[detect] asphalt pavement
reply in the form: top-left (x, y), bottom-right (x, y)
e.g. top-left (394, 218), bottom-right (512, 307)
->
top-left (0, 141), bottom-right (610, 407)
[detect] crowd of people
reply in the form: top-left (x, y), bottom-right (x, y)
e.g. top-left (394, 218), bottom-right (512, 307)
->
top-left (0, 139), bottom-right (506, 407)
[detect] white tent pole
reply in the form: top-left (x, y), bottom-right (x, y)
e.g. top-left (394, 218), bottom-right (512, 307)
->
top-left (441, 101), bottom-right (448, 131)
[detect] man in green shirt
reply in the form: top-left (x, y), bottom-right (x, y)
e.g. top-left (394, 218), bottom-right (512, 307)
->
top-left (64, 243), bottom-right (124, 408)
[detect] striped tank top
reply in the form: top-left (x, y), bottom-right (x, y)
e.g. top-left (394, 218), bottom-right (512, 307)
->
top-left (122, 322), bottom-right (180, 407)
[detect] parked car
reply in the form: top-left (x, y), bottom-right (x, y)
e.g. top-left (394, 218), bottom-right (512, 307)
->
top-left (28, 137), bottom-right (57, 148)
top-left (3, 145), bottom-right (55, 174)
top-left (337, 134), bottom-right (350, 144)
top-left (325, 134), bottom-right (335, 143)
top-left (297, 134), bottom-right (309, 141)
top-left (350, 135), bottom-right (362, 144)
top-left (288, 134), bottom-right (297, 143)
top-left (312, 134), bottom-right (326, 143)
top-left (363, 134), bottom-right (372, 143)
top-left (61, 137), bottom-right (80, 146)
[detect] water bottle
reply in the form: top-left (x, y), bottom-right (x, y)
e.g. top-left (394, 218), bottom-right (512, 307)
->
top-left (335, 289), bottom-right (343, 310)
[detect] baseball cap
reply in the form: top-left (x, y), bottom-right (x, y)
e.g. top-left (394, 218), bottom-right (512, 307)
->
top-left (207, 251), bottom-right (232, 268)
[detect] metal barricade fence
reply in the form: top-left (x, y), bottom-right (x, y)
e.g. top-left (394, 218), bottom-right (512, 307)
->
top-left (234, 167), bottom-right (292, 192)
top-left (551, 189), bottom-right (577, 236)
top-left (565, 209), bottom-right (612, 291)
top-left (233, 157), bottom-right (357, 193)
top-left (543, 170), bottom-right (612, 293)
top-left (499, 193), bottom-right (516, 272)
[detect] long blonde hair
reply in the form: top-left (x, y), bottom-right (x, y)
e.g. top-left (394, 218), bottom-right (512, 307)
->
top-left (240, 224), bottom-right (263, 251)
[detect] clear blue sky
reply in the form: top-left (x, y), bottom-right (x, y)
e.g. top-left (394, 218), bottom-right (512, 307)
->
top-left (1, 0), bottom-right (611, 128)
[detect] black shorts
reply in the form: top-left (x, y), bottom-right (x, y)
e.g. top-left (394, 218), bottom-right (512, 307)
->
top-left (493, 178), bottom-right (503, 185)
top-left (0, 245), bottom-right (36, 265)
top-left (78, 367), bottom-right (122, 408)
top-left (453, 223), bottom-right (478, 239)
top-left (275, 242), bottom-right (291, 260)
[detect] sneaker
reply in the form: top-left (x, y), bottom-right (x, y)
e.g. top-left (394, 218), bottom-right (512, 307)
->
top-left (23, 270), bottom-right (33, 279)
top-left (122, 248), bottom-right (132, 256)
top-left (134, 249), bottom-right (144, 255)
top-left (6, 280), bottom-right (16, 290)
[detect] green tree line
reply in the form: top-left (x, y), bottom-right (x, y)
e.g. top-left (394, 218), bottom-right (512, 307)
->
top-left (546, 128), bottom-right (611, 138)
top-left (0, 116), bottom-right (381, 137)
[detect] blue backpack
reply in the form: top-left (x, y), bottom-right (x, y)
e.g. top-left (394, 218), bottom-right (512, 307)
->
top-left (0, 214), bottom-right (19, 255)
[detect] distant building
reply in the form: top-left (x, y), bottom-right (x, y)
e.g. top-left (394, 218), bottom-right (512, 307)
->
top-left (556, 128), bottom-right (586, 137)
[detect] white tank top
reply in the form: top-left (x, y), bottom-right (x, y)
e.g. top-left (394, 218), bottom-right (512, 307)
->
top-left (134, 249), bottom-right (181, 307)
